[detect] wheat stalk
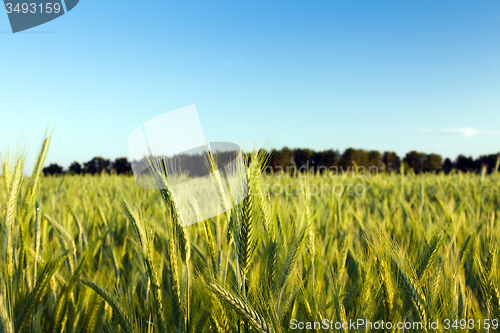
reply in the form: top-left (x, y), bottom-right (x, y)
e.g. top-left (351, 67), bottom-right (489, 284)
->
top-left (209, 283), bottom-right (273, 333)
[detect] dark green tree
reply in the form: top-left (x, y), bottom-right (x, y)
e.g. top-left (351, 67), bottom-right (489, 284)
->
top-left (112, 157), bottom-right (132, 175)
top-left (442, 158), bottom-right (454, 174)
top-left (423, 153), bottom-right (442, 173)
top-left (43, 164), bottom-right (63, 176)
top-left (368, 150), bottom-right (383, 168)
top-left (313, 149), bottom-right (339, 174)
top-left (68, 162), bottom-right (82, 174)
top-left (84, 157), bottom-right (111, 175)
top-left (269, 147), bottom-right (293, 170)
top-left (454, 155), bottom-right (477, 173)
top-left (292, 148), bottom-right (315, 173)
top-left (382, 151), bottom-right (400, 172)
top-left (403, 151), bottom-right (427, 174)
top-left (339, 148), bottom-right (369, 169)
top-left (476, 153), bottom-right (500, 173)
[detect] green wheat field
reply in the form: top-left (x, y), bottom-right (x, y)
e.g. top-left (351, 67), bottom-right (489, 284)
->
top-left (1, 137), bottom-right (500, 333)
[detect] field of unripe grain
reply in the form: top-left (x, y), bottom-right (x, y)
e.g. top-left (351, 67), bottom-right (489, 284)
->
top-left (1, 138), bottom-right (500, 333)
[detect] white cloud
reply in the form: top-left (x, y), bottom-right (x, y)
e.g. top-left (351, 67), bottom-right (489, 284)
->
top-left (443, 128), bottom-right (480, 137)
top-left (420, 128), bottom-right (500, 137)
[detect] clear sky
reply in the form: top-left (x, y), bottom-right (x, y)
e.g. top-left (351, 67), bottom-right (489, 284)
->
top-left (1, 0), bottom-right (499, 173)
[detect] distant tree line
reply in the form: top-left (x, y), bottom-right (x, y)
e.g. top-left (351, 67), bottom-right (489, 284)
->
top-left (265, 147), bottom-right (500, 175)
top-left (268, 147), bottom-right (500, 174)
top-left (42, 148), bottom-right (500, 176)
top-left (43, 157), bottom-right (132, 176)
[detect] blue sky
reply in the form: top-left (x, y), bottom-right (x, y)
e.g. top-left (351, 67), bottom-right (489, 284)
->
top-left (1, 0), bottom-right (499, 173)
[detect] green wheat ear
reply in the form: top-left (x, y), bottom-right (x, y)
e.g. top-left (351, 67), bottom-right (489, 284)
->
top-left (417, 233), bottom-right (444, 280)
top-left (21, 137), bottom-right (50, 220)
top-left (2, 157), bottom-right (12, 198)
top-left (122, 200), bottom-right (167, 332)
top-left (237, 176), bottom-right (256, 276)
top-left (15, 251), bottom-right (69, 333)
top-left (81, 279), bottom-right (134, 333)
top-left (378, 258), bottom-right (394, 323)
top-left (208, 283), bottom-right (274, 333)
top-left (4, 157), bottom-right (23, 228)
